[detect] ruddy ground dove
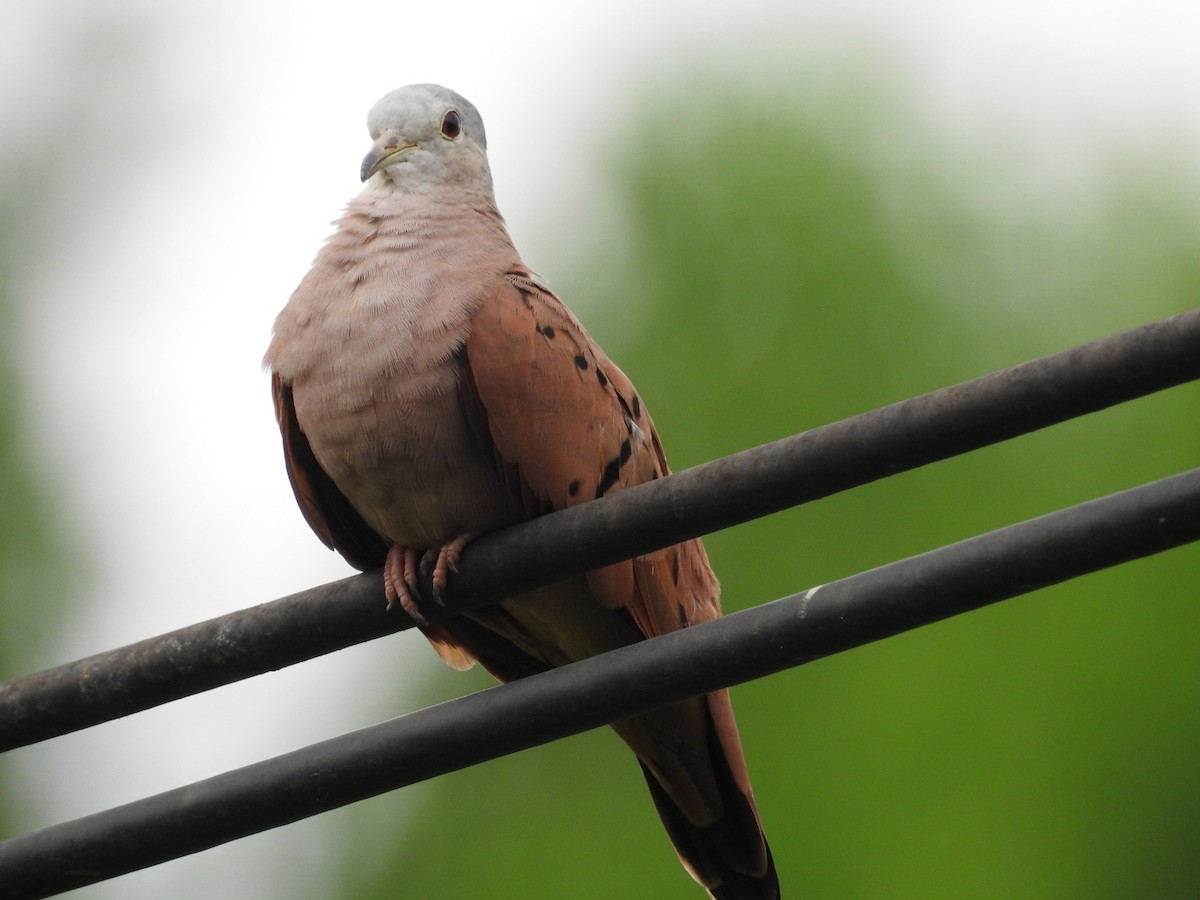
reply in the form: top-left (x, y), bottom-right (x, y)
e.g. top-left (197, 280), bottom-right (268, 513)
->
top-left (265, 83), bottom-right (778, 899)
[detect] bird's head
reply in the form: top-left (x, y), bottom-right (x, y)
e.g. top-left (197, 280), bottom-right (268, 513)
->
top-left (360, 83), bottom-right (492, 194)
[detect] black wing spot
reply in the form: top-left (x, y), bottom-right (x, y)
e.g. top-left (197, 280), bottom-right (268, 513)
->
top-left (574, 354), bottom-right (588, 370)
top-left (568, 479), bottom-right (581, 497)
top-left (676, 602), bottom-right (689, 628)
top-left (536, 324), bottom-right (556, 339)
top-left (619, 438), bottom-right (632, 464)
top-left (671, 553), bottom-right (681, 586)
top-left (596, 457), bottom-right (622, 498)
top-left (632, 393), bottom-right (642, 419)
top-left (596, 368), bottom-right (609, 388)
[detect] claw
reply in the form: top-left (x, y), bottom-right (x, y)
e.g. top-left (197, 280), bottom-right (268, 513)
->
top-left (383, 544), bottom-right (428, 625)
top-left (402, 546), bottom-right (420, 604)
top-left (383, 534), bottom-right (477, 616)
top-left (430, 532), bottom-right (476, 605)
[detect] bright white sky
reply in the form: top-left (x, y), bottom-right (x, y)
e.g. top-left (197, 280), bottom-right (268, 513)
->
top-left (4, 1), bottom-right (1200, 897)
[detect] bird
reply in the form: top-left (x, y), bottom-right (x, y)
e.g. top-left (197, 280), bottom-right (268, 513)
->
top-left (265, 83), bottom-right (778, 899)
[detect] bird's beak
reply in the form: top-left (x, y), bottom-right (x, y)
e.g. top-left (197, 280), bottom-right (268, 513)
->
top-left (360, 131), bottom-right (418, 182)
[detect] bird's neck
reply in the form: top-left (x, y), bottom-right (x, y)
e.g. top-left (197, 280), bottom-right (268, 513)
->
top-left (349, 184), bottom-right (516, 255)
top-left (310, 186), bottom-right (524, 324)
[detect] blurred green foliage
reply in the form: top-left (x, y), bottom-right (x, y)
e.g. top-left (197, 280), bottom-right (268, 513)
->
top-left (2, 42), bottom-right (1197, 897)
top-left (0, 10), bottom-right (148, 845)
top-left (0, 165), bottom-right (65, 684)
top-left (0, 124), bottom-right (72, 844)
top-left (343, 74), bottom-right (1200, 898)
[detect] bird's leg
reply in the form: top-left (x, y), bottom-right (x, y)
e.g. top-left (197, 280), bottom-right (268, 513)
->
top-left (420, 532), bottom-right (477, 604)
top-left (385, 535), bottom-right (476, 621)
top-left (384, 545), bottom-right (427, 625)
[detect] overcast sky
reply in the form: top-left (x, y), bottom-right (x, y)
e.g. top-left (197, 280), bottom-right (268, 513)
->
top-left (5, 1), bottom-right (1200, 897)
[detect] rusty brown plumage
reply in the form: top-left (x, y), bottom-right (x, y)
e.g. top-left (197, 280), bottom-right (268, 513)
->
top-left (265, 83), bottom-right (777, 899)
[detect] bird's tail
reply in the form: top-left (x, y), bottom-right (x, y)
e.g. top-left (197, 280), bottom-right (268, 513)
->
top-left (614, 689), bottom-right (779, 900)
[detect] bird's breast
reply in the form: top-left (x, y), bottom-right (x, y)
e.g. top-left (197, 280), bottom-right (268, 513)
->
top-left (272, 201), bottom-right (525, 548)
top-left (292, 311), bottom-right (519, 548)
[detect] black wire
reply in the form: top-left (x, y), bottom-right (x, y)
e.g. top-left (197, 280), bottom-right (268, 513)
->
top-left (0, 307), bottom-right (1197, 752)
top-left (1, 468), bottom-right (1198, 899)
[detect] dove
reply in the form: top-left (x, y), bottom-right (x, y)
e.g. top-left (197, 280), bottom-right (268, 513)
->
top-left (265, 83), bottom-right (778, 899)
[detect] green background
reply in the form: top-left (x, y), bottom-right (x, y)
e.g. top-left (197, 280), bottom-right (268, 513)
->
top-left (3, 47), bottom-right (1199, 900)
top-left (341, 76), bottom-right (1200, 898)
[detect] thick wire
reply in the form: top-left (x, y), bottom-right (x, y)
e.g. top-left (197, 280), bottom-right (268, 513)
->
top-left (1, 468), bottom-right (1197, 898)
top-left (1, 307), bottom-right (1197, 752)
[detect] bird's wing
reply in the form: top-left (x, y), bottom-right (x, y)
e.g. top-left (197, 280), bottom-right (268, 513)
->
top-left (460, 272), bottom-right (722, 641)
top-left (271, 371), bottom-right (390, 571)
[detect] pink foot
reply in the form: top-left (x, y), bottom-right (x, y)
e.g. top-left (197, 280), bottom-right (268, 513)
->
top-left (422, 532), bottom-right (476, 604)
top-left (383, 545), bottom-right (425, 624)
top-left (383, 534), bottom-right (477, 622)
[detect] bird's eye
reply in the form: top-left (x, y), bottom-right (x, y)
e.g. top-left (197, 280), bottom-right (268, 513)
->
top-left (440, 110), bottom-right (461, 140)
